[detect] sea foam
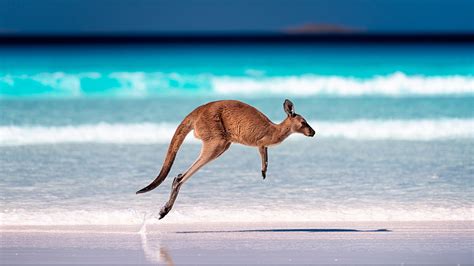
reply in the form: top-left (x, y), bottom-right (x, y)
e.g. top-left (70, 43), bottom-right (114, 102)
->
top-left (1, 119), bottom-right (473, 145)
top-left (1, 206), bottom-right (471, 225)
top-left (212, 72), bottom-right (474, 96)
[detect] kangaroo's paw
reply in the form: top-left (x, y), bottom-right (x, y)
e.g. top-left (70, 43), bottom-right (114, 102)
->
top-left (261, 170), bottom-right (266, 180)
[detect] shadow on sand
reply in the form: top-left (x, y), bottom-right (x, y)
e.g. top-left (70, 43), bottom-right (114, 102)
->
top-left (176, 228), bottom-right (391, 234)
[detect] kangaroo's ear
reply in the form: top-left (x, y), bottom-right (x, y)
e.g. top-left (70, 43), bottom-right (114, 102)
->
top-left (283, 99), bottom-right (295, 117)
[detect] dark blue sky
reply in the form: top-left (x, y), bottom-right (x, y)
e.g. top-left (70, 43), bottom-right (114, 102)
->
top-left (0, 0), bottom-right (473, 34)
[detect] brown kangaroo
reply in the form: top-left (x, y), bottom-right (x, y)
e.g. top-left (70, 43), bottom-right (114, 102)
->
top-left (136, 99), bottom-right (315, 219)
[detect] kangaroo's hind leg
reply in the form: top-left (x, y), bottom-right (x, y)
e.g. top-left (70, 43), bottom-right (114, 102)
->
top-left (159, 140), bottom-right (231, 219)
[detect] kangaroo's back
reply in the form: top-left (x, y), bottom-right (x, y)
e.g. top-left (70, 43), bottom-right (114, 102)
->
top-left (192, 100), bottom-right (274, 146)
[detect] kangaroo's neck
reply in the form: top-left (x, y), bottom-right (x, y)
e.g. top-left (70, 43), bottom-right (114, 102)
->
top-left (268, 117), bottom-right (293, 145)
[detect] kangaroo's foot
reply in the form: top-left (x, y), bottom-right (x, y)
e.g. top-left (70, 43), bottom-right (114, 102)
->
top-left (261, 170), bottom-right (266, 179)
top-left (159, 174), bottom-right (183, 220)
top-left (159, 204), bottom-right (171, 219)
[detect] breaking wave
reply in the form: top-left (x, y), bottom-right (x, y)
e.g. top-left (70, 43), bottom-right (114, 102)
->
top-left (1, 71), bottom-right (473, 97)
top-left (212, 72), bottom-right (474, 96)
top-left (1, 205), bottom-right (471, 225)
top-left (1, 119), bottom-right (473, 145)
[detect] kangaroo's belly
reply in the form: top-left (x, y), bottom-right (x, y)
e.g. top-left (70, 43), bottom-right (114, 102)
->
top-left (224, 117), bottom-right (274, 146)
top-left (229, 135), bottom-right (260, 146)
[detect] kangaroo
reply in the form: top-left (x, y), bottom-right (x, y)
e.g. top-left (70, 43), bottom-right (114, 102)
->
top-left (136, 99), bottom-right (315, 219)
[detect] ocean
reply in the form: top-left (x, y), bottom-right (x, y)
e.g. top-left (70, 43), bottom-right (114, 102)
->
top-left (0, 44), bottom-right (473, 225)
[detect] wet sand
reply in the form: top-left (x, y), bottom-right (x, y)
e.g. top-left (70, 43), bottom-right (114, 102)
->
top-left (1, 221), bottom-right (472, 264)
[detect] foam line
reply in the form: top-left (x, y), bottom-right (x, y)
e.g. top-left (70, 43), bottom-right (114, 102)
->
top-left (1, 119), bottom-right (473, 145)
top-left (1, 206), bottom-right (471, 225)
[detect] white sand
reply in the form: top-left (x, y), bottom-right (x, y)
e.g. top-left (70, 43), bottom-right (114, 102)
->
top-left (1, 221), bottom-right (472, 264)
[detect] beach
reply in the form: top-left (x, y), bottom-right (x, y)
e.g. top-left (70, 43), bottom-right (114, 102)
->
top-left (1, 44), bottom-right (473, 264)
top-left (2, 221), bottom-right (472, 264)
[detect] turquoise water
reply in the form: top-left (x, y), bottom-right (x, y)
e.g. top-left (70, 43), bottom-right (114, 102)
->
top-left (0, 44), bottom-right (473, 225)
top-left (1, 44), bottom-right (473, 98)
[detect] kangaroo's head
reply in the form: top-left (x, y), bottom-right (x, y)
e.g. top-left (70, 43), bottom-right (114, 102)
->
top-left (283, 99), bottom-right (315, 137)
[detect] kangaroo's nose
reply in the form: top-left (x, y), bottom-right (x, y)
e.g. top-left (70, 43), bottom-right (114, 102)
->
top-left (309, 130), bottom-right (315, 137)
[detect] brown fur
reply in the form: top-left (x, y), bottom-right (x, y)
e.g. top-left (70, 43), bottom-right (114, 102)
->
top-left (137, 99), bottom-right (315, 219)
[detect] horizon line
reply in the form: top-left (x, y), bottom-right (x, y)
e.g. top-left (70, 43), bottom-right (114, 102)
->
top-left (1, 32), bottom-right (473, 45)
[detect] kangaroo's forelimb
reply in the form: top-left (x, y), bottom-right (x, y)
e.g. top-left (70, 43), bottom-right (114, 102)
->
top-left (159, 140), bottom-right (231, 219)
top-left (259, 146), bottom-right (268, 179)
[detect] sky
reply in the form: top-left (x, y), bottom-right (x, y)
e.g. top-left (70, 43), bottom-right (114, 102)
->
top-left (0, 0), bottom-right (473, 34)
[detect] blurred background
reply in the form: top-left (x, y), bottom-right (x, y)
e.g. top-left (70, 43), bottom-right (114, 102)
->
top-left (1, 0), bottom-right (473, 34)
top-left (0, 1), bottom-right (473, 225)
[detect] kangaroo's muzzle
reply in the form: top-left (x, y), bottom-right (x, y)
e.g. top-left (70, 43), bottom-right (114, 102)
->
top-left (305, 127), bottom-right (315, 137)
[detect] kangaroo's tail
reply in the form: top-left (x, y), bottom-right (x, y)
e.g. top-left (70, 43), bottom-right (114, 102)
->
top-left (136, 114), bottom-right (194, 194)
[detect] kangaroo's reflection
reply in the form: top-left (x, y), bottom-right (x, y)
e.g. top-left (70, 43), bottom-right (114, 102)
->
top-left (139, 224), bottom-right (174, 265)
